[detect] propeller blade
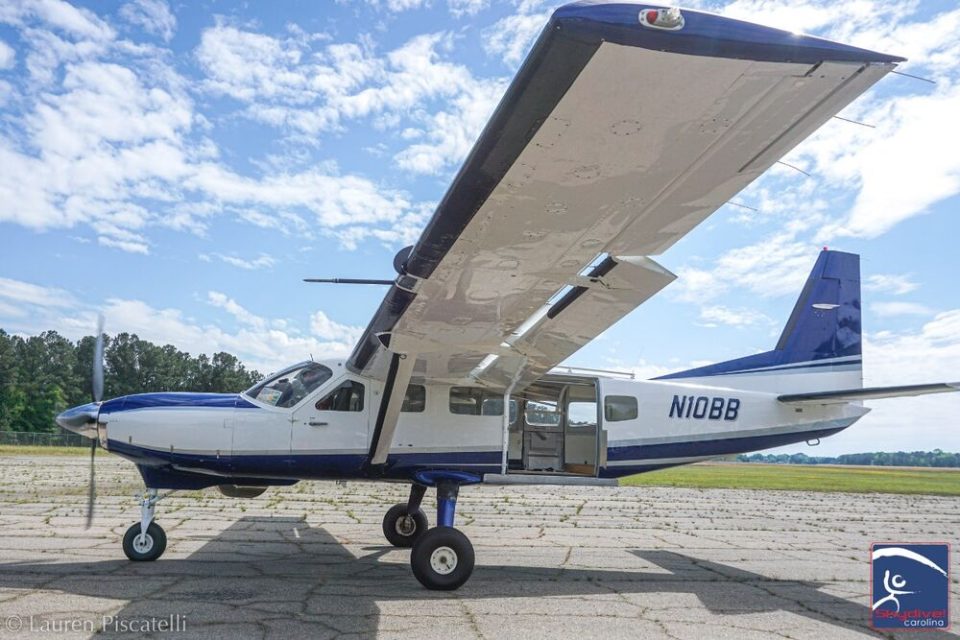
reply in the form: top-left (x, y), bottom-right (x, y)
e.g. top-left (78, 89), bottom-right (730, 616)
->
top-left (85, 438), bottom-right (96, 529)
top-left (92, 314), bottom-right (104, 403)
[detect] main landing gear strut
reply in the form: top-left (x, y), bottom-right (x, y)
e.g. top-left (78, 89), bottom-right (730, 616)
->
top-left (381, 472), bottom-right (479, 590)
top-left (122, 488), bottom-right (168, 561)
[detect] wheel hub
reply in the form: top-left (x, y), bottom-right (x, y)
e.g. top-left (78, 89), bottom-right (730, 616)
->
top-left (133, 533), bottom-right (154, 554)
top-left (429, 546), bottom-right (458, 575)
top-left (395, 514), bottom-right (417, 537)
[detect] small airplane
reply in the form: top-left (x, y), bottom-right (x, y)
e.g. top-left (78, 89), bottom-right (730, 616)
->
top-left (56, 3), bottom-right (958, 591)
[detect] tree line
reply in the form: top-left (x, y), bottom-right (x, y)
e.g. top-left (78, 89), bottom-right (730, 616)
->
top-left (0, 329), bottom-right (262, 433)
top-left (737, 451), bottom-right (960, 468)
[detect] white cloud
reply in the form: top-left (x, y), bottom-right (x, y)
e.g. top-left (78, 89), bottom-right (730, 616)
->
top-left (0, 277), bottom-right (75, 308)
top-left (310, 310), bottom-right (364, 345)
top-left (0, 40), bottom-right (15, 69)
top-left (705, 1), bottom-right (960, 243)
top-left (207, 291), bottom-right (266, 329)
top-left (698, 305), bottom-right (773, 328)
top-left (0, 285), bottom-right (364, 373)
top-left (196, 23), bottom-right (322, 104)
top-left (667, 2), bottom-right (960, 334)
top-left (364, 0), bottom-right (429, 12)
top-left (0, 0), bottom-right (115, 42)
top-left (870, 301), bottom-right (935, 317)
top-left (196, 25), bottom-right (504, 175)
top-left (97, 235), bottom-right (149, 254)
top-left (0, 19), bottom-right (429, 253)
top-left (673, 234), bottom-right (817, 303)
top-left (448, 0), bottom-right (489, 17)
top-left (119, 0), bottom-right (176, 42)
top-left (0, 301), bottom-right (26, 318)
top-left (864, 273), bottom-right (919, 296)
top-left (328, 200), bottom-right (434, 250)
top-left (394, 75), bottom-right (506, 174)
top-left (840, 310), bottom-right (960, 452)
top-left (363, 0), bottom-right (491, 14)
top-left (207, 253), bottom-right (276, 270)
top-left (482, 0), bottom-right (551, 67)
top-left (98, 298), bottom-right (360, 372)
top-left (812, 84), bottom-right (960, 240)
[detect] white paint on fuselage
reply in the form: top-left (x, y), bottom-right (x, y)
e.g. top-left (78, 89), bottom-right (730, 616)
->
top-left (101, 358), bottom-right (867, 477)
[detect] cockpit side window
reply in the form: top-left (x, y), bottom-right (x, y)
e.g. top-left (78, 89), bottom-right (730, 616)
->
top-left (245, 363), bottom-right (333, 408)
top-left (316, 380), bottom-right (365, 412)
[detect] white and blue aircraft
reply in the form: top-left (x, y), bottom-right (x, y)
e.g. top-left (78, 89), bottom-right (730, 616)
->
top-left (56, 3), bottom-right (958, 590)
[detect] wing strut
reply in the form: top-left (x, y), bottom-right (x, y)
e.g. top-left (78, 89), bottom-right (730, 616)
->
top-left (368, 352), bottom-right (417, 466)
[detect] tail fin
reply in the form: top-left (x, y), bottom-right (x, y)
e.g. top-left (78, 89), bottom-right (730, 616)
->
top-left (658, 249), bottom-right (862, 392)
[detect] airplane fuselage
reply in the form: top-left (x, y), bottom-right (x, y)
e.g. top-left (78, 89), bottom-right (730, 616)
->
top-left (85, 359), bottom-right (868, 489)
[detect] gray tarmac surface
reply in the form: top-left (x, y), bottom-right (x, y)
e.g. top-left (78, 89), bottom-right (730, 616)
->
top-left (0, 454), bottom-right (957, 639)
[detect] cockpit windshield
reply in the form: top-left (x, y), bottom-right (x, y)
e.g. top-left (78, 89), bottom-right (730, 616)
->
top-left (245, 362), bottom-right (333, 408)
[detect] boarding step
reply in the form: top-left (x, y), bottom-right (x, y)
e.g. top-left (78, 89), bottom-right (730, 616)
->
top-left (483, 473), bottom-right (617, 487)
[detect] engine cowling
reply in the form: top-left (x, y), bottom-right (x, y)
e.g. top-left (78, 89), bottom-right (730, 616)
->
top-left (217, 485), bottom-right (268, 499)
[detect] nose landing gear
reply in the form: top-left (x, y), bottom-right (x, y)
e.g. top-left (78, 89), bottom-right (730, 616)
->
top-left (382, 484), bottom-right (428, 547)
top-left (122, 488), bottom-right (167, 562)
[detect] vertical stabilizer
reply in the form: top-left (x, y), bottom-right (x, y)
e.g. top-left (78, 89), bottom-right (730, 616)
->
top-left (657, 250), bottom-right (862, 393)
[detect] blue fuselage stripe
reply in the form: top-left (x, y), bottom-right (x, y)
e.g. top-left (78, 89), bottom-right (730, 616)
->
top-left (108, 421), bottom-right (853, 488)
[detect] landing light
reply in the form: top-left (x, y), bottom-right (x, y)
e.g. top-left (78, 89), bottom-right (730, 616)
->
top-left (638, 7), bottom-right (685, 31)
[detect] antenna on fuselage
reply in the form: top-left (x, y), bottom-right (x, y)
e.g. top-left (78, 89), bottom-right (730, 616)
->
top-left (303, 278), bottom-right (394, 285)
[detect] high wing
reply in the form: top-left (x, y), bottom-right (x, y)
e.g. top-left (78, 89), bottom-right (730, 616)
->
top-left (348, 2), bottom-right (903, 393)
top-left (779, 383), bottom-right (960, 405)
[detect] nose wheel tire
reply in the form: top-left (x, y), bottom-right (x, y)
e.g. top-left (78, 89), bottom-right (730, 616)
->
top-left (122, 522), bottom-right (167, 561)
top-left (382, 504), bottom-right (428, 547)
top-left (411, 526), bottom-right (474, 590)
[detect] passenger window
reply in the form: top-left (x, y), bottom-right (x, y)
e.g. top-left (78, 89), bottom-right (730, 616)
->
top-left (402, 384), bottom-right (426, 413)
top-left (316, 381), bottom-right (365, 412)
top-left (481, 397), bottom-right (518, 423)
top-left (449, 387), bottom-right (504, 416)
top-left (567, 401), bottom-right (597, 427)
top-left (525, 400), bottom-right (560, 426)
top-left (604, 395), bottom-right (638, 421)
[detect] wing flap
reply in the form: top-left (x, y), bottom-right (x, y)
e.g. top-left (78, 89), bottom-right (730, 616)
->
top-left (778, 383), bottom-right (960, 405)
top-left (407, 256), bottom-right (676, 387)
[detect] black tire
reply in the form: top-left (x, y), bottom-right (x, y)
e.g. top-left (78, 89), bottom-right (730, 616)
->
top-left (410, 526), bottom-right (474, 591)
top-left (122, 522), bottom-right (167, 561)
top-left (382, 504), bottom-right (428, 547)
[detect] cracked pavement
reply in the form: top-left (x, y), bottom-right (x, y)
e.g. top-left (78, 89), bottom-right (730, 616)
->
top-left (0, 455), bottom-right (958, 639)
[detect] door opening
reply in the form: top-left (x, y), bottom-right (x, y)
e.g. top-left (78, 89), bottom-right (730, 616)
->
top-left (507, 375), bottom-right (601, 476)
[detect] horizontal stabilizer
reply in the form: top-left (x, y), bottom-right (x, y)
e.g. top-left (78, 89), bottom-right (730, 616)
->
top-left (778, 382), bottom-right (960, 405)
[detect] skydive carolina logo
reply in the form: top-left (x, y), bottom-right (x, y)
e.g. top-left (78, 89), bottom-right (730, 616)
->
top-left (871, 543), bottom-right (950, 630)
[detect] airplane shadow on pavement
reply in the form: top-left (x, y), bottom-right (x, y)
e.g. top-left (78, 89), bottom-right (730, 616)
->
top-left (0, 517), bottom-right (953, 639)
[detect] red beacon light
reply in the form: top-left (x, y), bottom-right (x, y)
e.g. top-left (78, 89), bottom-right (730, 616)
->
top-left (639, 7), bottom-right (685, 31)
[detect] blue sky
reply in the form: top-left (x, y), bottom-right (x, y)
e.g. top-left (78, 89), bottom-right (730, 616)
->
top-left (0, 0), bottom-right (958, 454)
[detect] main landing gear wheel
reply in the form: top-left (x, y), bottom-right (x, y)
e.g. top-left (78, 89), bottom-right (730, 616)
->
top-left (122, 521), bottom-right (167, 561)
top-left (382, 503), bottom-right (428, 547)
top-left (410, 526), bottom-right (474, 591)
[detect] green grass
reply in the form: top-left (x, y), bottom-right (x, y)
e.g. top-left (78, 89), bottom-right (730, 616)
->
top-left (0, 445), bottom-right (89, 456)
top-left (620, 462), bottom-right (960, 496)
